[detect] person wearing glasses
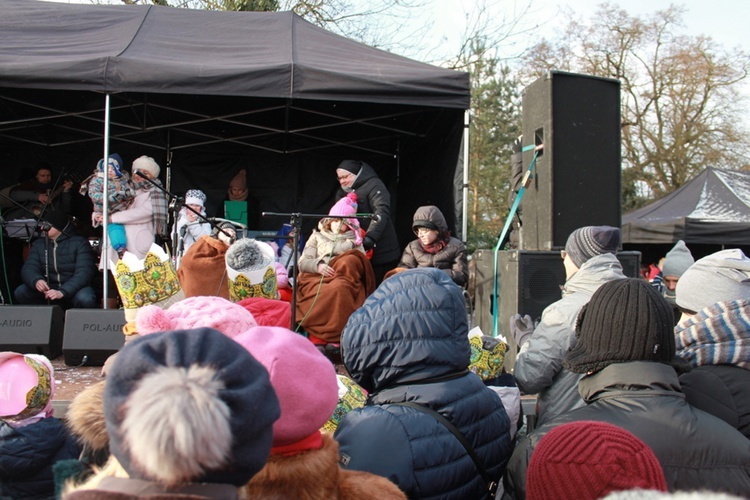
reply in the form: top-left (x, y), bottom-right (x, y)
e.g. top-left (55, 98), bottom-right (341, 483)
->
top-left (335, 160), bottom-right (399, 285)
top-left (387, 205), bottom-right (468, 287)
top-left (508, 225), bottom-right (624, 427)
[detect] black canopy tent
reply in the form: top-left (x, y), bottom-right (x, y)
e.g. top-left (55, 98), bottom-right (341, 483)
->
top-left (0, 0), bottom-right (470, 277)
top-left (622, 167), bottom-right (750, 245)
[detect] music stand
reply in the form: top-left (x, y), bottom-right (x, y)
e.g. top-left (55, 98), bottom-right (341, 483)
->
top-left (5, 218), bottom-right (38, 240)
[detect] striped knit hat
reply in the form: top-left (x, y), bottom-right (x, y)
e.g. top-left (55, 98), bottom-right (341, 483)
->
top-left (675, 299), bottom-right (750, 369)
top-left (527, 421), bottom-right (667, 500)
top-left (564, 226), bottom-right (620, 268)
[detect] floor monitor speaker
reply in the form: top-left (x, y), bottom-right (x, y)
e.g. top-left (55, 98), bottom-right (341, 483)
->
top-left (63, 309), bottom-right (126, 366)
top-left (0, 305), bottom-right (64, 358)
top-left (520, 71), bottom-right (622, 250)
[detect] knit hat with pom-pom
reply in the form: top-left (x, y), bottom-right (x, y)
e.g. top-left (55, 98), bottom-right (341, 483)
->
top-left (526, 420), bottom-right (667, 500)
top-left (327, 193), bottom-right (361, 244)
top-left (135, 296), bottom-right (257, 339)
top-left (103, 328), bottom-right (280, 487)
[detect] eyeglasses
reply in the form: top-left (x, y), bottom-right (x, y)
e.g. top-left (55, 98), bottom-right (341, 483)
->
top-left (415, 227), bottom-right (435, 236)
top-left (337, 173), bottom-right (353, 181)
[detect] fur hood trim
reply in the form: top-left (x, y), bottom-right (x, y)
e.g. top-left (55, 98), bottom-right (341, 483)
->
top-left (244, 433), bottom-right (405, 499)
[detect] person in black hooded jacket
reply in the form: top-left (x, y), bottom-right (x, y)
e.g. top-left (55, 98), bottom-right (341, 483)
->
top-left (335, 160), bottom-right (400, 284)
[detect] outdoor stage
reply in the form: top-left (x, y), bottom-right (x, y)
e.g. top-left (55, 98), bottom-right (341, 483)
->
top-left (50, 356), bottom-right (102, 418)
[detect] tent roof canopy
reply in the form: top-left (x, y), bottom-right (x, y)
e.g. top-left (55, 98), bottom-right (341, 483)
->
top-left (622, 167), bottom-right (750, 245)
top-left (0, 0), bottom-right (469, 155)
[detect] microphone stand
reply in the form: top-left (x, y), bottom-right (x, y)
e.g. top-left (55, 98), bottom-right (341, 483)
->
top-left (263, 211), bottom-right (376, 331)
top-left (133, 171), bottom-right (234, 263)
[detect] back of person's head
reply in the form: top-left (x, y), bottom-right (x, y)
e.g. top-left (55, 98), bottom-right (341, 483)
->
top-left (341, 267), bottom-right (469, 393)
top-left (136, 295), bottom-right (257, 339)
top-left (103, 328), bottom-right (280, 487)
top-left (675, 299), bottom-right (750, 369)
top-left (564, 225), bottom-right (620, 268)
top-left (675, 249), bottom-right (750, 314)
top-left (0, 352), bottom-right (55, 428)
top-left (527, 420), bottom-right (667, 500)
top-left (565, 278), bottom-right (675, 374)
top-left (661, 240), bottom-right (694, 279)
top-left (233, 327), bottom-right (338, 449)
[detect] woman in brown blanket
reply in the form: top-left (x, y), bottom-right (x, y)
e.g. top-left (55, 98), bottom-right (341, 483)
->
top-left (296, 193), bottom-right (375, 344)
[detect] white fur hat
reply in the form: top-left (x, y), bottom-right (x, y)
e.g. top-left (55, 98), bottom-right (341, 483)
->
top-left (132, 155), bottom-right (160, 178)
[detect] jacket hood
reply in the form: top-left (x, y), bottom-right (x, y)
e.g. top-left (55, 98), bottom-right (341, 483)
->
top-left (412, 205), bottom-right (448, 233)
top-left (350, 162), bottom-right (378, 190)
top-left (341, 268), bottom-right (470, 393)
top-left (564, 253), bottom-right (625, 296)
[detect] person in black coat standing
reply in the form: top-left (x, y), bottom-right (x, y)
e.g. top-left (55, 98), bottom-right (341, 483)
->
top-left (335, 160), bottom-right (400, 284)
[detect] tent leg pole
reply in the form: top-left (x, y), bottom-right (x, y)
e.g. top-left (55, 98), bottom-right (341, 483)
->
top-left (102, 94), bottom-right (111, 309)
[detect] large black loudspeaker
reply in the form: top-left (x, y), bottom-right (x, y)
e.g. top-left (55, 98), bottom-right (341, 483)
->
top-left (473, 249), bottom-right (640, 360)
top-left (63, 309), bottom-right (126, 366)
top-left (520, 71), bottom-right (622, 250)
top-left (0, 305), bottom-right (64, 358)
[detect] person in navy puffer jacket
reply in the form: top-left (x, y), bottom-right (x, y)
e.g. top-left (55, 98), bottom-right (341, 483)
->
top-left (335, 268), bottom-right (512, 499)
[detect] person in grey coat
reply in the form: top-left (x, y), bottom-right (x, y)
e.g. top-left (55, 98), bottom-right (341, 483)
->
top-left (504, 279), bottom-right (750, 499)
top-left (335, 268), bottom-right (512, 499)
top-left (395, 205), bottom-right (468, 287)
top-left (509, 225), bottom-right (624, 426)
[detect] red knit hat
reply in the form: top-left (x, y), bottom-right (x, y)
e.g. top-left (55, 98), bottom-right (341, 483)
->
top-left (526, 421), bottom-right (667, 500)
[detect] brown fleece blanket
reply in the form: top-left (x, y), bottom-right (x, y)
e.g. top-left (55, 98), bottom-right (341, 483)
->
top-left (177, 236), bottom-right (230, 299)
top-left (295, 250), bottom-right (375, 343)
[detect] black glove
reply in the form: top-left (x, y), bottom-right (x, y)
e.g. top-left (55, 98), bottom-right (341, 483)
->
top-left (363, 236), bottom-right (375, 251)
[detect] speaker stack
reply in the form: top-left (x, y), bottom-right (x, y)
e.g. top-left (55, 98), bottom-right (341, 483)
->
top-left (0, 305), bottom-right (125, 365)
top-left (483, 71), bottom-right (641, 352)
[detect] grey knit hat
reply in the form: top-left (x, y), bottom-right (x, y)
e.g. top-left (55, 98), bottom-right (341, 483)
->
top-left (564, 278), bottom-right (675, 374)
top-left (104, 328), bottom-right (280, 487)
top-left (661, 240), bottom-right (694, 278)
top-left (675, 249), bottom-right (750, 313)
top-left (564, 226), bottom-right (621, 268)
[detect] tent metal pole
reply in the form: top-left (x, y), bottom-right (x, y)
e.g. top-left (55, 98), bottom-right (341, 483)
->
top-left (102, 93), bottom-right (111, 308)
top-left (462, 110), bottom-right (470, 241)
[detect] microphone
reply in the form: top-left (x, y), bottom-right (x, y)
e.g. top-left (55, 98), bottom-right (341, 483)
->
top-left (134, 170), bottom-right (147, 179)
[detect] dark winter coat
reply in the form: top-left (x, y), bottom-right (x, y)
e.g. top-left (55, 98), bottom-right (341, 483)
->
top-left (399, 205), bottom-right (468, 287)
top-left (21, 230), bottom-right (96, 298)
top-left (336, 162), bottom-right (400, 266)
top-left (504, 362), bottom-right (750, 499)
top-left (674, 299), bottom-right (750, 440)
top-left (0, 418), bottom-right (82, 499)
top-left (335, 268), bottom-right (512, 499)
top-left (679, 364), bottom-right (750, 440)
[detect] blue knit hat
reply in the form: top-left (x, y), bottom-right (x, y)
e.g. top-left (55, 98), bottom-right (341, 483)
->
top-left (97, 153), bottom-right (124, 177)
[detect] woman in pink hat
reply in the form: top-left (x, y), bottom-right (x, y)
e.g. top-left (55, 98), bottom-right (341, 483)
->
top-left (295, 193), bottom-right (376, 345)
